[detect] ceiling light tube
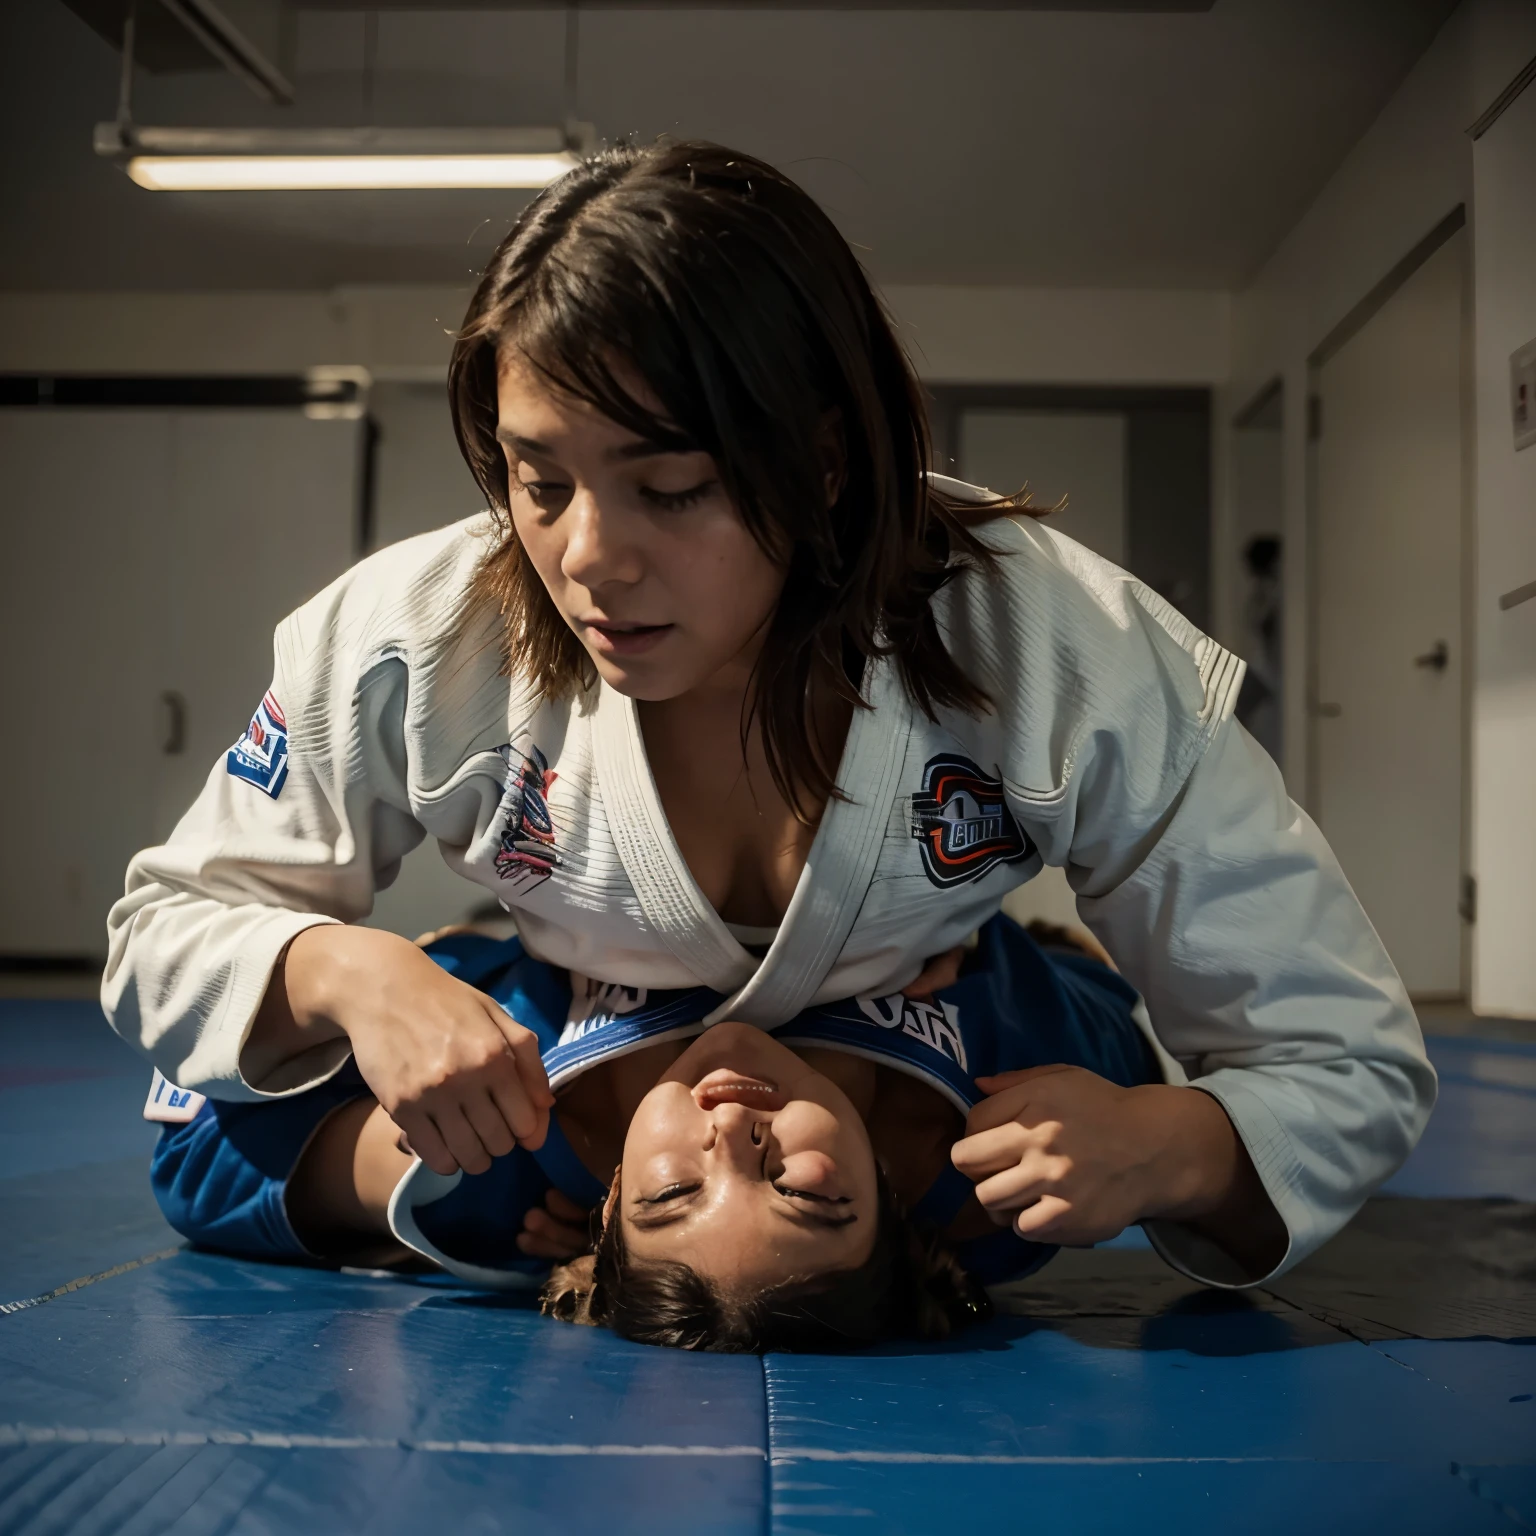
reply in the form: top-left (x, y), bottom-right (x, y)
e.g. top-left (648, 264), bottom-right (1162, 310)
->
top-left (95, 124), bottom-right (591, 192)
top-left (124, 154), bottom-right (578, 191)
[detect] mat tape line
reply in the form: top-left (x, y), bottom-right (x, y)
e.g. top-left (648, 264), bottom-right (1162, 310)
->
top-left (0, 1248), bottom-right (181, 1316)
top-left (0, 1426), bottom-right (764, 1457)
top-left (0, 1428), bottom-right (1420, 1465)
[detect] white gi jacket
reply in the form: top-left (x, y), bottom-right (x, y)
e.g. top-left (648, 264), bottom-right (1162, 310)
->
top-left (103, 479), bottom-right (1434, 1287)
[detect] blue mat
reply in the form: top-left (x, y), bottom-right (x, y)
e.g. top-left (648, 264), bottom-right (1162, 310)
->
top-left (3, 1000), bottom-right (1533, 1534)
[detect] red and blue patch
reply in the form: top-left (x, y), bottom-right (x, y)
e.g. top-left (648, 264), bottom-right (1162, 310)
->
top-left (494, 743), bottom-right (562, 893)
top-left (909, 753), bottom-right (1032, 888)
top-left (226, 689), bottom-right (289, 799)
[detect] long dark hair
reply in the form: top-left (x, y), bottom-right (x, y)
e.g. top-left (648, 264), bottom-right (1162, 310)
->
top-left (449, 139), bottom-right (998, 814)
top-left (539, 1166), bottom-right (991, 1352)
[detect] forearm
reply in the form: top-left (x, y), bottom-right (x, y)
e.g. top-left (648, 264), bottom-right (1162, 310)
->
top-left (240, 925), bottom-right (420, 1090)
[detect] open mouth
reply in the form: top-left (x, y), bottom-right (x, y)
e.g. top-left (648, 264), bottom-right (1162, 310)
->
top-left (583, 620), bottom-right (673, 656)
top-left (693, 1068), bottom-right (785, 1112)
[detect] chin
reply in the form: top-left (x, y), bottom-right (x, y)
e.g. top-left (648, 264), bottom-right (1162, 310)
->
top-left (587, 654), bottom-right (689, 702)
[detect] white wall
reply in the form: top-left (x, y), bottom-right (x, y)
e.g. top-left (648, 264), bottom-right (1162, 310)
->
top-left (884, 285), bottom-right (1230, 385)
top-left (1468, 0), bottom-right (1536, 1015)
top-left (1227, 1), bottom-right (1477, 796)
top-left (0, 282), bottom-right (1231, 387)
top-left (1228, 0), bottom-right (1536, 1013)
top-left (0, 285), bottom-right (470, 376)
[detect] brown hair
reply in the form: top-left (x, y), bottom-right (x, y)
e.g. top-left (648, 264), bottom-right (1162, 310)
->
top-left (449, 139), bottom-right (1001, 815)
top-left (539, 1167), bottom-right (991, 1352)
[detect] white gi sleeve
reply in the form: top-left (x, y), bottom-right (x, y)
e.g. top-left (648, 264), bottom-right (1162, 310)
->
top-left (1075, 718), bottom-right (1434, 1287)
top-left (102, 595), bottom-right (426, 1102)
top-left (950, 513), bottom-right (1433, 1288)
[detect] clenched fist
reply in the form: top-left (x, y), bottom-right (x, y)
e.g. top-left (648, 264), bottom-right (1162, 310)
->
top-left (951, 1064), bottom-right (1272, 1256)
top-left (262, 924), bottom-right (555, 1178)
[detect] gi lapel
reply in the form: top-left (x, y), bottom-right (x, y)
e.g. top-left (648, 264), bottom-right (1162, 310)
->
top-left (592, 660), bottom-right (912, 1023)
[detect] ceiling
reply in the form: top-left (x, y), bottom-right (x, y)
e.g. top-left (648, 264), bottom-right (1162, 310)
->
top-left (0, 0), bottom-right (1458, 292)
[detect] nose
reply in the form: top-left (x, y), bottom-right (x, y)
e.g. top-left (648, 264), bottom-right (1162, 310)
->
top-left (560, 489), bottom-right (642, 591)
top-left (709, 1103), bottom-right (769, 1175)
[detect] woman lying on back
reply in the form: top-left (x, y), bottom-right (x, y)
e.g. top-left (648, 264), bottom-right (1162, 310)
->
top-left (108, 140), bottom-right (1433, 1348)
top-left (151, 916), bottom-right (1167, 1349)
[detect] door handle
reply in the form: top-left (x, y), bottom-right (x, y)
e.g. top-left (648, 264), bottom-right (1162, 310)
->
top-left (160, 690), bottom-right (187, 755)
top-left (1413, 640), bottom-right (1449, 671)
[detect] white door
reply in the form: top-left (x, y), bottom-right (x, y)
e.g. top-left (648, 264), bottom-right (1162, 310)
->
top-left (152, 411), bottom-right (362, 840)
top-left (1314, 230), bottom-right (1466, 997)
top-left (0, 408), bottom-right (361, 957)
top-left (0, 412), bottom-right (173, 956)
top-left (959, 409), bottom-right (1128, 932)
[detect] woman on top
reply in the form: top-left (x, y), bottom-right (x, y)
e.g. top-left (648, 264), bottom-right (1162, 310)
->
top-left (108, 139), bottom-right (1433, 1345)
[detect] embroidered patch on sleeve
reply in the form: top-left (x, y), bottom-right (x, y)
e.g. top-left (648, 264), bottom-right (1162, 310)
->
top-left (226, 689), bottom-right (289, 799)
top-left (909, 753), bottom-right (1033, 888)
top-left (143, 1068), bottom-right (207, 1124)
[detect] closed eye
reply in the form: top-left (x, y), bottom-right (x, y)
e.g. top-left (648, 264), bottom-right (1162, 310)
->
top-left (773, 1184), bottom-right (858, 1227)
top-left (628, 1182), bottom-right (702, 1231)
top-left (641, 1183), bottom-right (701, 1205)
top-left (639, 479), bottom-right (717, 512)
top-left (513, 477), bottom-right (570, 509)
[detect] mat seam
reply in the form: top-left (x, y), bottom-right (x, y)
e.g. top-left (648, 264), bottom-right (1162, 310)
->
top-left (0, 1247), bottom-right (182, 1317)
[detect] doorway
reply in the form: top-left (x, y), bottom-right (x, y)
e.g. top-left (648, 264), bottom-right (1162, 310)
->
top-left (0, 383), bottom-right (364, 960)
top-left (931, 385), bottom-right (1211, 933)
top-left (1310, 218), bottom-right (1468, 999)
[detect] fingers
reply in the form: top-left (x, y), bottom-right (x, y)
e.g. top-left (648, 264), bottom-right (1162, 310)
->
top-left (396, 1110), bottom-right (457, 1177)
top-left (973, 1064), bottom-right (1073, 1097)
top-left (953, 1123), bottom-right (1071, 1228)
top-left (490, 1006), bottom-right (556, 1109)
top-left (462, 1088), bottom-right (517, 1163)
top-left (428, 1105), bottom-right (495, 1178)
top-left (544, 1188), bottom-right (592, 1224)
top-left (486, 1071), bottom-right (548, 1152)
top-left (965, 1065), bottom-right (1077, 1134)
top-left (971, 1157), bottom-right (1062, 1216)
top-left (1011, 1194), bottom-right (1073, 1239)
top-left (517, 1201), bottom-right (591, 1260)
top-left (951, 1121), bottom-right (1032, 1180)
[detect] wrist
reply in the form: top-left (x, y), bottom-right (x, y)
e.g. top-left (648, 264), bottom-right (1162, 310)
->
top-left (1133, 1083), bottom-right (1289, 1277)
top-left (1131, 1084), bottom-right (1245, 1224)
top-left (281, 923), bottom-right (397, 1038)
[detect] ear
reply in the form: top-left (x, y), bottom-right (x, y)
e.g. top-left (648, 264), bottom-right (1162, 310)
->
top-left (601, 1169), bottom-right (621, 1229)
top-left (816, 409), bottom-right (846, 507)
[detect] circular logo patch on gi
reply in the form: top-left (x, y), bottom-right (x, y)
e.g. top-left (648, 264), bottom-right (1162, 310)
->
top-left (909, 754), bottom-right (1032, 888)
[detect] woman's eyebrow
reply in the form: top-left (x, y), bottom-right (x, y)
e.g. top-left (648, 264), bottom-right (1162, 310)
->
top-left (492, 428), bottom-right (696, 462)
top-left (494, 429), bottom-right (550, 453)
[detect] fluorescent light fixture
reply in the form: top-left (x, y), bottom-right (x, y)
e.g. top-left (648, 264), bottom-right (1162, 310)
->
top-left (125, 154), bottom-right (577, 191)
top-left (95, 124), bottom-right (590, 192)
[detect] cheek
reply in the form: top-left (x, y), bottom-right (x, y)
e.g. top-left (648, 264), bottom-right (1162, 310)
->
top-left (510, 505), bottom-right (565, 590)
top-left (670, 518), bottom-right (784, 635)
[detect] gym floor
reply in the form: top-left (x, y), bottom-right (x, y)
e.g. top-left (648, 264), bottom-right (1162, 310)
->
top-left (2, 993), bottom-right (1532, 1535)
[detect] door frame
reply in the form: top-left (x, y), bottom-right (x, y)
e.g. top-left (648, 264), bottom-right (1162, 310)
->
top-left (1302, 206), bottom-right (1474, 999)
top-left (928, 384), bottom-right (1213, 633)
